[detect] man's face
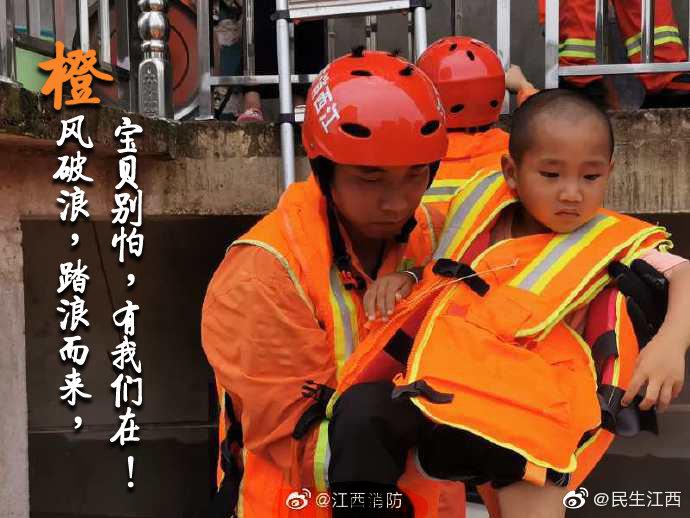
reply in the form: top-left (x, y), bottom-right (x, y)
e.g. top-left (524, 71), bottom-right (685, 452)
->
top-left (503, 114), bottom-right (613, 234)
top-left (330, 164), bottom-right (431, 240)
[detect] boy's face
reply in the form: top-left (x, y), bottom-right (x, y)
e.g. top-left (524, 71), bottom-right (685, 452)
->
top-left (502, 114), bottom-right (613, 234)
top-left (330, 164), bottom-right (430, 240)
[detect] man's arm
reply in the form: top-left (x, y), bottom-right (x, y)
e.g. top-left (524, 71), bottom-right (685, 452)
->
top-left (202, 245), bottom-right (332, 489)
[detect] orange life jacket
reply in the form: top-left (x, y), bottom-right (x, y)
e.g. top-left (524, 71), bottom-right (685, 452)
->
top-left (336, 170), bottom-right (669, 481)
top-left (214, 176), bottom-right (462, 517)
top-left (422, 129), bottom-right (510, 216)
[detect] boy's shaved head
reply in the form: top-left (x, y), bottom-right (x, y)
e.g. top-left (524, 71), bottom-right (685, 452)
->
top-left (509, 89), bottom-right (614, 165)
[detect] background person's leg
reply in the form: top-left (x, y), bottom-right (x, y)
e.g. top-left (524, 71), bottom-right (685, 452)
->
top-left (613, 0), bottom-right (688, 94)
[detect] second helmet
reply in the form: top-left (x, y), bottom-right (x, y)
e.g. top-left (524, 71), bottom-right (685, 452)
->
top-left (417, 36), bottom-right (505, 129)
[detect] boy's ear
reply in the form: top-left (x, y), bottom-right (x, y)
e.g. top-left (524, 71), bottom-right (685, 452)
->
top-left (501, 154), bottom-right (519, 191)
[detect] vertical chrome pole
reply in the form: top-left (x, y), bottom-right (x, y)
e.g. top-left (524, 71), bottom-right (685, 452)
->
top-left (640, 0), bottom-right (655, 63)
top-left (545, 0), bottom-right (559, 88)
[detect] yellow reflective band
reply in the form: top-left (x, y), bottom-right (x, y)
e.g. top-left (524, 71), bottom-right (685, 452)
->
top-left (329, 266), bottom-right (359, 378)
top-left (560, 38), bottom-right (596, 47)
top-left (565, 324), bottom-right (598, 386)
top-left (431, 178), bottom-right (468, 188)
top-left (510, 215), bottom-right (617, 294)
top-left (559, 39), bottom-right (597, 59)
top-left (314, 420), bottom-right (331, 492)
top-left (236, 447), bottom-right (248, 518)
top-left (625, 26), bottom-right (683, 55)
top-left (575, 428), bottom-right (604, 457)
top-left (560, 50), bottom-right (597, 59)
top-left (613, 292), bottom-right (624, 387)
top-left (435, 171), bottom-right (505, 260)
top-left (529, 217), bottom-right (617, 295)
top-left (625, 26), bottom-right (681, 47)
top-left (420, 202), bottom-right (438, 253)
top-left (516, 226), bottom-right (666, 339)
top-left (422, 193), bottom-right (456, 203)
top-left (408, 284), bottom-right (459, 381)
top-left (423, 178), bottom-right (467, 202)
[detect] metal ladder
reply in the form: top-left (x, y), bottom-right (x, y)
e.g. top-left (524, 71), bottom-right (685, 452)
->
top-left (197, 0), bottom-right (432, 189)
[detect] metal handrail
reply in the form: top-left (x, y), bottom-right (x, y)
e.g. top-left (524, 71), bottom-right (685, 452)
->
top-left (545, 0), bottom-right (690, 88)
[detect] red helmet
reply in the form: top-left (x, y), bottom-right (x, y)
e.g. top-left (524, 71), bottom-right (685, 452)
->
top-left (302, 49), bottom-right (447, 166)
top-left (417, 36), bottom-right (505, 129)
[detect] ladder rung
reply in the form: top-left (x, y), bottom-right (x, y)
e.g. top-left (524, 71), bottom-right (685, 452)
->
top-left (560, 62), bottom-right (690, 76)
top-left (210, 74), bottom-right (318, 87)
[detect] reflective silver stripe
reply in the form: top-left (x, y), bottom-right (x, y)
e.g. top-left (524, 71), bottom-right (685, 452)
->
top-left (424, 186), bottom-right (459, 197)
top-left (516, 214), bottom-right (607, 291)
top-left (434, 171), bottom-right (502, 260)
top-left (558, 45), bottom-right (596, 56)
top-left (559, 44), bottom-right (597, 54)
top-left (330, 265), bottom-right (355, 359)
top-left (626, 30), bottom-right (682, 51)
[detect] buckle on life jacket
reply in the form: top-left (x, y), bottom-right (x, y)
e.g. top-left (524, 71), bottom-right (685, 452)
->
top-left (292, 381), bottom-right (336, 440)
top-left (597, 384), bottom-right (659, 437)
top-left (391, 379), bottom-right (454, 404)
top-left (432, 258), bottom-right (490, 296)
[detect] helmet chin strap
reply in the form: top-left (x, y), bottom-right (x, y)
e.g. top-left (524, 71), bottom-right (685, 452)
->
top-left (325, 196), bottom-right (366, 291)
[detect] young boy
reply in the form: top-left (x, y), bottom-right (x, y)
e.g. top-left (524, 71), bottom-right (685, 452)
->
top-left (345, 89), bottom-right (689, 517)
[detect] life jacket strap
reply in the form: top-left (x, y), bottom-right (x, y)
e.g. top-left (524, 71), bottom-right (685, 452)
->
top-left (293, 381), bottom-right (336, 439)
top-left (597, 384), bottom-right (659, 437)
top-left (391, 379), bottom-right (454, 404)
top-left (432, 258), bottom-right (490, 296)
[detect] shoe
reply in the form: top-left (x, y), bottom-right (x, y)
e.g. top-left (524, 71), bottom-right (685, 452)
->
top-left (642, 73), bottom-right (690, 108)
top-left (236, 108), bottom-right (264, 123)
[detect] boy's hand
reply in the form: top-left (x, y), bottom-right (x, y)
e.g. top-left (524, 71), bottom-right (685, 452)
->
top-left (364, 272), bottom-right (416, 321)
top-left (622, 335), bottom-right (686, 413)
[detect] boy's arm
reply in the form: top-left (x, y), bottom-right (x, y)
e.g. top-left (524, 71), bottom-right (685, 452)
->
top-left (622, 260), bottom-right (690, 412)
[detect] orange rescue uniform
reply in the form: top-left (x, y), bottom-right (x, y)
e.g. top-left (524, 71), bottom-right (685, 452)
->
top-left (202, 177), bottom-right (470, 517)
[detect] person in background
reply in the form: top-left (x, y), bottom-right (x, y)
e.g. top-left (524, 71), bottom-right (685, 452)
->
top-left (537, 0), bottom-right (690, 108)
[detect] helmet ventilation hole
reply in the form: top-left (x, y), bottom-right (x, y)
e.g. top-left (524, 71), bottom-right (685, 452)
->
top-left (450, 104), bottom-right (464, 113)
top-left (490, 100), bottom-right (499, 107)
top-left (420, 120), bottom-right (440, 135)
top-left (466, 50), bottom-right (475, 61)
top-left (449, 43), bottom-right (458, 51)
top-left (341, 123), bottom-right (372, 138)
top-left (351, 69), bottom-right (372, 76)
top-left (399, 65), bottom-right (414, 76)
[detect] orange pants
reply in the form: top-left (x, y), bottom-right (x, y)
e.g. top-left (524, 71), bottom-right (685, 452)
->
top-left (559, 0), bottom-right (687, 91)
